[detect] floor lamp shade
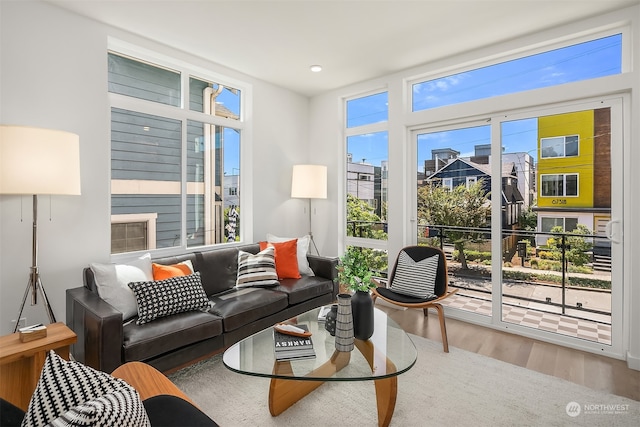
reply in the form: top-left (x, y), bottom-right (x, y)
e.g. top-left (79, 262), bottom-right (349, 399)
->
top-left (1, 125), bottom-right (81, 332)
top-left (0, 125), bottom-right (81, 195)
top-left (291, 164), bottom-right (327, 199)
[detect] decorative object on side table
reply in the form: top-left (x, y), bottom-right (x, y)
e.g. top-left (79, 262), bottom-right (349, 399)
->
top-left (337, 247), bottom-right (375, 340)
top-left (323, 304), bottom-right (338, 336)
top-left (334, 294), bottom-right (354, 352)
top-left (18, 324), bottom-right (47, 343)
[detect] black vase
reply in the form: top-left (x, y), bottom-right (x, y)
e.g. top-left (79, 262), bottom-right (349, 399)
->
top-left (324, 304), bottom-right (338, 336)
top-left (351, 290), bottom-right (374, 340)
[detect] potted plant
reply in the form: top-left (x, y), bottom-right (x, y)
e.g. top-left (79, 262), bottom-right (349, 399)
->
top-left (337, 247), bottom-right (375, 294)
top-left (336, 247), bottom-right (375, 340)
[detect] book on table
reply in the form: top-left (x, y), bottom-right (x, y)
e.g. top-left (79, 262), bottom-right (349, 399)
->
top-left (273, 324), bottom-right (315, 361)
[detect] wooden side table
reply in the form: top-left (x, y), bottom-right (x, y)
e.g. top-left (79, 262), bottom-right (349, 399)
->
top-left (0, 322), bottom-right (77, 411)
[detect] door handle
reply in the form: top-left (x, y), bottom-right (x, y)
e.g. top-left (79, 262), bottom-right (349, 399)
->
top-left (605, 219), bottom-right (621, 244)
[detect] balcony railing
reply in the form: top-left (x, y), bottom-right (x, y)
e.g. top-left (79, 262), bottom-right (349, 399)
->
top-left (347, 220), bottom-right (612, 326)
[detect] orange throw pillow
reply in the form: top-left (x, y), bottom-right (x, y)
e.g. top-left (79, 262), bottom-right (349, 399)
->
top-left (152, 262), bottom-right (193, 281)
top-left (259, 239), bottom-right (301, 279)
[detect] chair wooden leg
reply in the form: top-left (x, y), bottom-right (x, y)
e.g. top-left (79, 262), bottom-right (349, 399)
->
top-left (433, 303), bottom-right (449, 353)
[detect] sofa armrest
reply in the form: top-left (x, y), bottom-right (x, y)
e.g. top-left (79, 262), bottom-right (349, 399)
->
top-left (307, 254), bottom-right (338, 280)
top-left (307, 254), bottom-right (338, 295)
top-left (66, 287), bottom-right (123, 373)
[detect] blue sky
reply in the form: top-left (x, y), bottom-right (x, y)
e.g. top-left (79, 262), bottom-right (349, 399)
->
top-left (346, 34), bottom-right (621, 170)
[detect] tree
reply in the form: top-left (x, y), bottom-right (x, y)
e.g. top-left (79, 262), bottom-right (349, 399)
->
top-left (346, 194), bottom-right (386, 239)
top-left (546, 224), bottom-right (593, 267)
top-left (345, 195), bottom-right (388, 275)
top-left (417, 181), bottom-right (490, 269)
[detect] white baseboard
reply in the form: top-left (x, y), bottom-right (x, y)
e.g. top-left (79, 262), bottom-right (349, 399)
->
top-left (626, 351), bottom-right (640, 371)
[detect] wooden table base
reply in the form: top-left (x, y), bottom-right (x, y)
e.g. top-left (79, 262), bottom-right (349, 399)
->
top-left (268, 339), bottom-right (398, 427)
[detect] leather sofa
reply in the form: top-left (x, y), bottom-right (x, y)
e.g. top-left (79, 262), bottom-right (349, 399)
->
top-left (66, 243), bottom-right (338, 373)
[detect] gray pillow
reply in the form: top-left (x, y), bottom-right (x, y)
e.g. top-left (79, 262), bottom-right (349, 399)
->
top-left (90, 253), bottom-right (153, 320)
top-left (390, 252), bottom-right (439, 299)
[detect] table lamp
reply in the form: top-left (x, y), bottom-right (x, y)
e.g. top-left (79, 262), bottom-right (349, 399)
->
top-left (0, 125), bottom-right (81, 332)
top-left (291, 164), bottom-right (327, 254)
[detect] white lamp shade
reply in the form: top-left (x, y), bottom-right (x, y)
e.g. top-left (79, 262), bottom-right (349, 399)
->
top-left (0, 125), bottom-right (81, 195)
top-left (291, 164), bottom-right (327, 199)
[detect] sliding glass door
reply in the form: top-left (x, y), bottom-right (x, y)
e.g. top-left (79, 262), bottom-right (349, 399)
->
top-left (412, 97), bottom-right (624, 355)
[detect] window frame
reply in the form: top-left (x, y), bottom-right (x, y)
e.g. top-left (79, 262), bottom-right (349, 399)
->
top-left (540, 135), bottom-right (580, 158)
top-left (540, 173), bottom-right (579, 197)
top-left (409, 29), bottom-right (624, 113)
top-left (108, 38), bottom-right (251, 259)
top-left (344, 88), bottom-right (389, 252)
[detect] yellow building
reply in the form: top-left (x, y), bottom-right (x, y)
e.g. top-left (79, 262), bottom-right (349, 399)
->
top-left (535, 109), bottom-right (611, 261)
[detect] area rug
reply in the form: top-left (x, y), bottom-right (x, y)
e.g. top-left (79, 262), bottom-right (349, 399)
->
top-left (168, 334), bottom-right (639, 426)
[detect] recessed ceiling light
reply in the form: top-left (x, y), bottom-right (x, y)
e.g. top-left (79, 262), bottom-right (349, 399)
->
top-left (310, 65), bottom-right (322, 72)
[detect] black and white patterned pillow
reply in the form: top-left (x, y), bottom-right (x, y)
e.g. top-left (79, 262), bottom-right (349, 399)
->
top-left (22, 350), bottom-right (150, 427)
top-left (236, 247), bottom-right (279, 288)
top-left (390, 251), bottom-right (439, 299)
top-left (128, 272), bottom-right (210, 325)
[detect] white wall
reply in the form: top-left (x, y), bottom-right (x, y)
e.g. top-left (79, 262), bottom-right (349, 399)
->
top-left (309, 5), bottom-right (640, 368)
top-left (0, 0), bottom-right (310, 334)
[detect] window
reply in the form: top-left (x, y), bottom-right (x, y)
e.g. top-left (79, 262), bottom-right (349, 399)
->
top-left (108, 50), bottom-right (244, 254)
top-left (541, 217), bottom-right (579, 233)
top-left (345, 91), bottom-right (388, 241)
top-left (346, 92), bottom-right (388, 128)
top-left (466, 176), bottom-right (477, 188)
top-left (541, 135), bottom-right (579, 158)
top-left (541, 174), bottom-right (578, 197)
top-left (412, 33), bottom-right (622, 111)
top-left (111, 213), bottom-right (157, 254)
top-left (443, 178), bottom-right (453, 190)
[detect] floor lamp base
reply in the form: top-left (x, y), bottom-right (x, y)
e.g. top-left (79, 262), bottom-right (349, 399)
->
top-left (13, 268), bottom-right (56, 333)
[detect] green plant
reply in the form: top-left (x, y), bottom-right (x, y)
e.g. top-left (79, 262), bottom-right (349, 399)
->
top-left (337, 247), bottom-right (375, 292)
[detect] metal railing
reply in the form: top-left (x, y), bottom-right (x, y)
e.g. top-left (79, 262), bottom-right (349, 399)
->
top-left (417, 224), bottom-right (612, 321)
top-left (346, 220), bottom-right (612, 322)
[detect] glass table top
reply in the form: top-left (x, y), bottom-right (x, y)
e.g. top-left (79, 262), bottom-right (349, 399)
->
top-left (223, 307), bottom-right (417, 381)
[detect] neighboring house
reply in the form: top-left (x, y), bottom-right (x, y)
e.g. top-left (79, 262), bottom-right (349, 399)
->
top-left (110, 52), bottom-right (240, 253)
top-left (534, 108), bottom-right (611, 251)
top-left (426, 157), bottom-right (524, 227)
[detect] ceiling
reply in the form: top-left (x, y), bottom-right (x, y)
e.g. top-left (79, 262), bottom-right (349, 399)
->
top-left (47, 0), bottom-right (639, 97)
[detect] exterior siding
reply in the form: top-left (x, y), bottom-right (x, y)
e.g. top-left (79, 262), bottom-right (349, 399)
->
top-left (537, 110), bottom-right (594, 208)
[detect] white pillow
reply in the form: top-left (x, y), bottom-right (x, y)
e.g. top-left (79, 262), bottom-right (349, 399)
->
top-left (90, 253), bottom-right (153, 320)
top-left (266, 233), bottom-right (314, 276)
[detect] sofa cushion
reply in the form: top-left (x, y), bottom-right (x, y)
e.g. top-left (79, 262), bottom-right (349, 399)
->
top-left (22, 351), bottom-right (149, 427)
top-left (236, 247), bottom-right (279, 288)
top-left (123, 311), bottom-right (223, 362)
top-left (267, 234), bottom-right (314, 276)
top-left (275, 276), bottom-right (335, 305)
top-left (152, 260), bottom-right (194, 280)
top-left (129, 272), bottom-right (211, 325)
top-left (90, 253), bottom-right (153, 320)
top-left (209, 288), bottom-right (288, 331)
top-left (259, 240), bottom-right (301, 279)
top-left (189, 244), bottom-right (260, 295)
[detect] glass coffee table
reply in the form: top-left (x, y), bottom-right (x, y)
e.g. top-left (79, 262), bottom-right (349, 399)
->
top-left (223, 307), bottom-right (417, 427)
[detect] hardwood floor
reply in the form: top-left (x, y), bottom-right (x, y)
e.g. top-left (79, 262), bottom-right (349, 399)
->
top-left (377, 305), bottom-right (640, 402)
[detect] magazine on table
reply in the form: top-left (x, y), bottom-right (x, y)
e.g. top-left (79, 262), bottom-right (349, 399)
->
top-left (273, 324), bottom-right (315, 361)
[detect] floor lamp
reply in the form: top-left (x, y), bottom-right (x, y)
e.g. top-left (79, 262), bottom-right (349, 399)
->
top-left (291, 164), bottom-right (327, 255)
top-left (0, 125), bottom-right (81, 332)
